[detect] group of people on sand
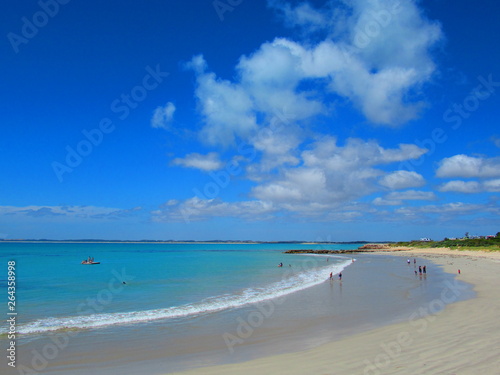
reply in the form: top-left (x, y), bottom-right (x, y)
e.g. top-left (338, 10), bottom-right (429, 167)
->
top-left (329, 271), bottom-right (342, 281)
top-left (408, 258), bottom-right (427, 275)
top-left (278, 260), bottom-right (343, 281)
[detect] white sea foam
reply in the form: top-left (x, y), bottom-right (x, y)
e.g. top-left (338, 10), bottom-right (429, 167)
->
top-left (14, 258), bottom-right (352, 335)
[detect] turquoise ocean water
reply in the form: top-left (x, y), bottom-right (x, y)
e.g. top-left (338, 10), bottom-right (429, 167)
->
top-left (0, 242), bottom-right (355, 336)
top-left (0, 242), bottom-right (474, 375)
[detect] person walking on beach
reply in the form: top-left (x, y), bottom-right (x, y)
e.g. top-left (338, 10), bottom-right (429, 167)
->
top-left (423, 265), bottom-right (426, 274)
top-left (419, 266), bottom-right (422, 274)
top-left (338, 272), bottom-right (342, 281)
top-left (329, 272), bottom-right (333, 280)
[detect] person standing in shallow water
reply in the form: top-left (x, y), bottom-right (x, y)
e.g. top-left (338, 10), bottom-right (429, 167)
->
top-left (419, 266), bottom-right (422, 274)
top-left (338, 272), bottom-right (342, 281)
top-left (423, 265), bottom-right (426, 274)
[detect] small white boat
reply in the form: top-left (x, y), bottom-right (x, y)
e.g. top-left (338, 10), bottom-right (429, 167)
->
top-left (81, 260), bottom-right (100, 265)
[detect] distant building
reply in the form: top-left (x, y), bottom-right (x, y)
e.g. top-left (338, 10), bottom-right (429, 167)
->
top-left (420, 237), bottom-right (432, 242)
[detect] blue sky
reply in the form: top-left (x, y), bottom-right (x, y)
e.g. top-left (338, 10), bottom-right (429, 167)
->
top-left (1, 0), bottom-right (499, 241)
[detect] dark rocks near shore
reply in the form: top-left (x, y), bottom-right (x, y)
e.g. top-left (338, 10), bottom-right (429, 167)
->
top-left (283, 244), bottom-right (398, 254)
top-left (357, 244), bottom-right (393, 250)
top-left (283, 249), bottom-right (366, 254)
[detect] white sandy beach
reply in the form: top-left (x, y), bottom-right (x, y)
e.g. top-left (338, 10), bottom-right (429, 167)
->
top-left (171, 248), bottom-right (500, 375)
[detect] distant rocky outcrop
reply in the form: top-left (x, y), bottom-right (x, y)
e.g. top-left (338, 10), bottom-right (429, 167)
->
top-left (283, 244), bottom-right (405, 255)
top-left (283, 249), bottom-right (365, 254)
top-left (357, 243), bottom-right (392, 250)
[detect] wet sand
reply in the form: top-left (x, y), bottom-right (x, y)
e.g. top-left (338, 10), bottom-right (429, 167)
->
top-left (12, 253), bottom-right (459, 375)
top-left (170, 248), bottom-right (500, 375)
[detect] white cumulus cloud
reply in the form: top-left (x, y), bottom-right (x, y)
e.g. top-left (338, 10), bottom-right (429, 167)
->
top-left (251, 137), bottom-right (427, 207)
top-left (187, 0), bottom-right (443, 147)
top-left (151, 102), bottom-right (176, 129)
top-left (385, 190), bottom-right (436, 201)
top-left (379, 170), bottom-right (425, 190)
top-left (483, 179), bottom-right (500, 192)
top-left (436, 155), bottom-right (500, 178)
top-left (439, 179), bottom-right (500, 193)
top-left (438, 180), bottom-right (481, 193)
top-left (152, 197), bottom-right (276, 222)
top-left (171, 152), bottom-right (223, 172)
top-left (373, 189), bottom-right (435, 205)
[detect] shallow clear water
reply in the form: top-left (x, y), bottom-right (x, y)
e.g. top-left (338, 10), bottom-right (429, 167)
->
top-left (0, 242), bottom-right (356, 335)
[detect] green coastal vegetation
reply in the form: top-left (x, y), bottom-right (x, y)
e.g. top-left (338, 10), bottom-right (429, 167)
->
top-left (392, 232), bottom-right (500, 252)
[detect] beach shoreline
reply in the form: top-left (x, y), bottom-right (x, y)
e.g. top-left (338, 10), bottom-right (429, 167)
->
top-left (170, 248), bottom-right (500, 375)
